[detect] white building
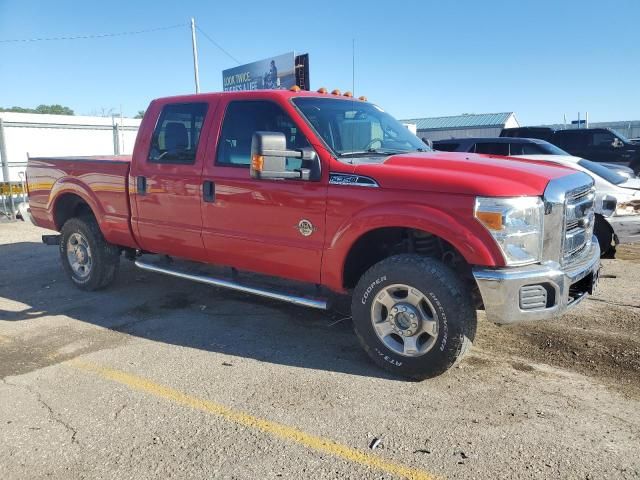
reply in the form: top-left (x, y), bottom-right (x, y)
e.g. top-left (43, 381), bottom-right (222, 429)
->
top-left (0, 112), bottom-right (141, 182)
top-left (400, 112), bottom-right (520, 142)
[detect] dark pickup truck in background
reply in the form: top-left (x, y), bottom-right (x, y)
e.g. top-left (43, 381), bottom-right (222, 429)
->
top-left (501, 127), bottom-right (640, 174)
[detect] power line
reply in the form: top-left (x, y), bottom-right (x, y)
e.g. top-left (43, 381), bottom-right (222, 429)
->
top-left (0, 23), bottom-right (187, 43)
top-left (195, 25), bottom-right (241, 65)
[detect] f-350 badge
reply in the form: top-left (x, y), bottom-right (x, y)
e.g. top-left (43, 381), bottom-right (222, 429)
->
top-left (297, 219), bottom-right (315, 237)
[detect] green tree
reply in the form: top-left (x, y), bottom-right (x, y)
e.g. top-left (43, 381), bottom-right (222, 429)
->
top-left (0, 104), bottom-right (74, 115)
top-left (34, 104), bottom-right (74, 115)
top-left (0, 106), bottom-right (33, 113)
top-left (134, 110), bottom-right (146, 119)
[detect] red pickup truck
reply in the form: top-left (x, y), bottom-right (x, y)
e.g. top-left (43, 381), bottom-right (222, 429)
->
top-left (25, 89), bottom-right (600, 379)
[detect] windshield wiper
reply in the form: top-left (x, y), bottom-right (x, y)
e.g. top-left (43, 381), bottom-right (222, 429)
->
top-left (338, 147), bottom-right (425, 158)
top-left (368, 148), bottom-right (416, 155)
top-left (338, 150), bottom-right (391, 157)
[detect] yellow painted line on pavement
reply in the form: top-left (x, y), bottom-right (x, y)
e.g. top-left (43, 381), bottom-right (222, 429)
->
top-left (68, 359), bottom-right (437, 480)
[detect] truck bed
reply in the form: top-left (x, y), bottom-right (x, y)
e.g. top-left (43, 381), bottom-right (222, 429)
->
top-left (26, 155), bottom-right (138, 248)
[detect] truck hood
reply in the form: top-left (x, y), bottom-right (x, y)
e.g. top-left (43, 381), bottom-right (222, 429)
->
top-left (351, 152), bottom-right (575, 197)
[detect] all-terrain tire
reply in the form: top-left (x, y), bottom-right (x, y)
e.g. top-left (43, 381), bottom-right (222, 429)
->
top-left (351, 254), bottom-right (476, 380)
top-left (59, 215), bottom-right (120, 291)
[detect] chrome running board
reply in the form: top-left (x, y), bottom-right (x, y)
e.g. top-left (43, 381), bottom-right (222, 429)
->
top-left (135, 260), bottom-right (328, 310)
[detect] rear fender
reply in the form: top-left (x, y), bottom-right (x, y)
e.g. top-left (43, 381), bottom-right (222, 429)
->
top-left (48, 177), bottom-right (138, 249)
top-left (49, 178), bottom-right (105, 228)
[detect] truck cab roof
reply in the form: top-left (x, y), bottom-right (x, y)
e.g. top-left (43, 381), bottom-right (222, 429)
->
top-left (148, 89), bottom-right (365, 107)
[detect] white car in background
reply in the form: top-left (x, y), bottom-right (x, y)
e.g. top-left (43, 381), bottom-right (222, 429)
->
top-left (433, 137), bottom-right (640, 257)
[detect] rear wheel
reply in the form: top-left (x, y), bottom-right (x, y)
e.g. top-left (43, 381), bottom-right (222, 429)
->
top-left (60, 216), bottom-right (120, 290)
top-left (351, 254), bottom-right (476, 380)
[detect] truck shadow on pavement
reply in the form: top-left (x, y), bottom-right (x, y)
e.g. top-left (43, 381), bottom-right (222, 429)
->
top-left (0, 241), bottom-right (396, 380)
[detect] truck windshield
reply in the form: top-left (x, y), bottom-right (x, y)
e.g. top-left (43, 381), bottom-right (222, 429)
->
top-left (578, 159), bottom-right (626, 185)
top-left (610, 129), bottom-right (631, 143)
top-left (536, 142), bottom-right (569, 155)
top-left (292, 97), bottom-right (429, 157)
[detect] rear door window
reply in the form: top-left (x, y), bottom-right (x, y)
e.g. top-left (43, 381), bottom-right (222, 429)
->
top-left (473, 143), bottom-right (509, 156)
top-left (149, 103), bottom-right (208, 164)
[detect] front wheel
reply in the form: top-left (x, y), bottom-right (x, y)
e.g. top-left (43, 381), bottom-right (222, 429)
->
top-left (594, 215), bottom-right (616, 259)
top-left (351, 255), bottom-right (476, 380)
top-left (60, 216), bottom-right (120, 290)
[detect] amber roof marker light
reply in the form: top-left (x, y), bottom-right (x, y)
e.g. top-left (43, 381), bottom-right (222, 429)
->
top-left (331, 89), bottom-right (341, 95)
top-left (343, 91), bottom-right (353, 98)
top-left (358, 96), bottom-right (367, 102)
top-left (289, 85), bottom-right (301, 92)
top-left (317, 87), bottom-right (328, 94)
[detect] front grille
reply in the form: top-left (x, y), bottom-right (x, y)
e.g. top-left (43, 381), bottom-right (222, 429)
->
top-left (563, 184), bottom-right (595, 263)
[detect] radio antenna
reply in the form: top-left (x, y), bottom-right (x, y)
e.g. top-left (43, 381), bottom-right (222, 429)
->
top-left (352, 38), bottom-right (355, 96)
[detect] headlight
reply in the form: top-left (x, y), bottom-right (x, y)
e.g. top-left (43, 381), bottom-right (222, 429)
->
top-left (600, 195), bottom-right (617, 217)
top-left (475, 196), bottom-right (544, 266)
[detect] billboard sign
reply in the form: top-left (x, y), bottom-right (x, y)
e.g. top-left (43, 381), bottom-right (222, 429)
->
top-left (223, 52), bottom-right (296, 91)
top-left (295, 53), bottom-right (310, 91)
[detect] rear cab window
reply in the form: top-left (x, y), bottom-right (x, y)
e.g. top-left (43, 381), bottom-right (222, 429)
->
top-left (216, 100), bottom-right (310, 171)
top-left (433, 142), bottom-right (460, 152)
top-left (509, 143), bottom-right (547, 155)
top-left (554, 131), bottom-right (587, 150)
top-left (149, 103), bottom-right (208, 164)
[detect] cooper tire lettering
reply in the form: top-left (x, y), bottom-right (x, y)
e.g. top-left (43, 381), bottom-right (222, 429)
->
top-left (374, 348), bottom-right (403, 367)
top-left (361, 275), bottom-right (387, 304)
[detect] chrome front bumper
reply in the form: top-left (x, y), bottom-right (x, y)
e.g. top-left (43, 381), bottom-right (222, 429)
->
top-left (473, 239), bottom-right (600, 325)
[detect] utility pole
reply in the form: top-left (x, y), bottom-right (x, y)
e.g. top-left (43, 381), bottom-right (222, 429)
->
top-left (190, 18), bottom-right (201, 94)
top-left (0, 118), bottom-right (15, 219)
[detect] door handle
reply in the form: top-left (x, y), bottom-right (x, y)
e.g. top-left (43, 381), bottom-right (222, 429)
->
top-left (136, 176), bottom-right (147, 195)
top-left (203, 180), bottom-right (215, 202)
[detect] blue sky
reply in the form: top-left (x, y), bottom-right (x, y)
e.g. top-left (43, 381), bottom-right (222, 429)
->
top-left (1, 0), bottom-right (638, 125)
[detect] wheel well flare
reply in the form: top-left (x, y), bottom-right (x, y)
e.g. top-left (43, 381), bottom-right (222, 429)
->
top-left (53, 193), bottom-right (94, 229)
top-left (342, 227), bottom-right (472, 289)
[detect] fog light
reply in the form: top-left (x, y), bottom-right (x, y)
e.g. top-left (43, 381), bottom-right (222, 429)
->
top-left (519, 285), bottom-right (547, 310)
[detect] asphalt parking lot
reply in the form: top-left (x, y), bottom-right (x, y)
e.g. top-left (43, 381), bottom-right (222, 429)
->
top-left (1, 221), bottom-right (639, 479)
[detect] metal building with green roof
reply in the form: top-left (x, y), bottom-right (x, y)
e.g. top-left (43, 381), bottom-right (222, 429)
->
top-left (400, 112), bottom-right (520, 141)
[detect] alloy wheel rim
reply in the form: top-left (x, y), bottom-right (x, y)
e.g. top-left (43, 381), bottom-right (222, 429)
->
top-left (370, 283), bottom-right (439, 357)
top-left (66, 232), bottom-right (92, 279)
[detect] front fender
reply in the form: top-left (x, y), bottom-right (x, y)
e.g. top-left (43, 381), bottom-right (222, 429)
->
top-left (321, 201), bottom-right (505, 293)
